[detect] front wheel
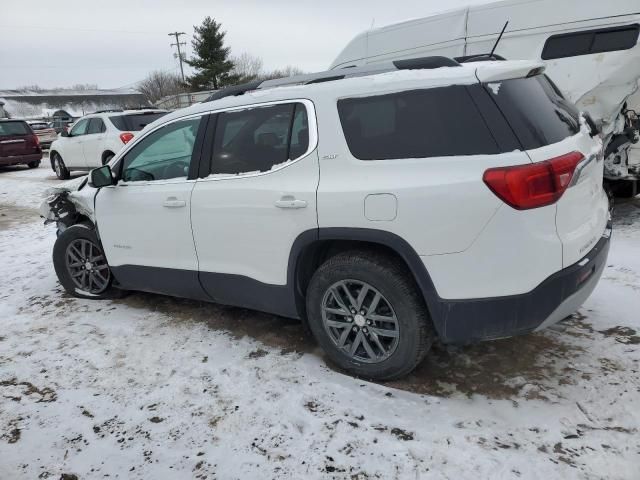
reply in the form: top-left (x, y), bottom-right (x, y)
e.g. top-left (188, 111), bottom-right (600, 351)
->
top-left (306, 250), bottom-right (435, 380)
top-left (52, 153), bottom-right (70, 180)
top-left (53, 224), bottom-right (114, 299)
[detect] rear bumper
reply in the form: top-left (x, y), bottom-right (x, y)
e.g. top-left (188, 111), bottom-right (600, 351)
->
top-left (434, 224), bottom-right (611, 344)
top-left (0, 153), bottom-right (42, 166)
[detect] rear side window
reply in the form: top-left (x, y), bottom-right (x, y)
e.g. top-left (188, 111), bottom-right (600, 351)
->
top-left (87, 118), bottom-right (106, 134)
top-left (110, 112), bottom-right (166, 131)
top-left (338, 86), bottom-right (498, 160)
top-left (211, 103), bottom-right (309, 175)
top-left (0, 121), bottom-right (29, 136)
top-left (487, 75), bottom-right (581, 150)
top-left (542, 24), bottom-right (639, 60)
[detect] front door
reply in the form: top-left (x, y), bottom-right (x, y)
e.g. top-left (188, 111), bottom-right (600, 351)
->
top-left (82, 117), bottom-right (108, 168)
top-left (190, 101), bottom-right (319, 316)
top-left (95, 114), bottom-right (208, 299)
top-left (64, 118), bottom-right (90, 168)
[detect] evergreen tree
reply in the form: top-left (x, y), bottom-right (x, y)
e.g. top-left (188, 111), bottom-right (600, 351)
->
top-left (185, 17), bottom-right (239, 90)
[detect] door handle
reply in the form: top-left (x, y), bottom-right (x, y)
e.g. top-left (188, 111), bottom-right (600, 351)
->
top-left (275, 196), bottom-right (307, 209)
top-left (163, 198), bottom-right (186, 208)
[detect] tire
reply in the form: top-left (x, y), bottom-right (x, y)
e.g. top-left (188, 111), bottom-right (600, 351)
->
top-left (102, 153), bottom-right (114, 165)
top-left (305, 250), bottom-right (435, 380)
top-left (27, 161), bottom-right (40, 169)
top-left (53, 224), bottom-right (115, 300)
top-left (52, 152), bottom-right (70, 180)
top-left (610, 179), bottom-right (638, 199)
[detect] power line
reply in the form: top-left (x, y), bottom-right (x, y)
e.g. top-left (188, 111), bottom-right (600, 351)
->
top-left (0, 24), bottom-right (166, 35)
top-left (168, 32), bottom-right (187, 83)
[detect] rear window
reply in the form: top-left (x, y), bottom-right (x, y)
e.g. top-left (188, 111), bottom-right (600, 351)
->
top-left (29, 123), bottom-right (49, 131)
top-left (0, 121), bottom-right (30, 136)
top-left (337, 86), bottom-right (499, 160)
top-left (486, 75), bottom-right (581, 150)
top-left (109, 112), bottom-right (166, 131)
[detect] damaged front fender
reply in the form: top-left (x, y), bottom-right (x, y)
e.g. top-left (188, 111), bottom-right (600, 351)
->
top-left (39, 176), bottom-right (97, 231)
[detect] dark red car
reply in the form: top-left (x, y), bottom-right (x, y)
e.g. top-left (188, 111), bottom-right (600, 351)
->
top-left (0, 120), bottom-right (43, 168)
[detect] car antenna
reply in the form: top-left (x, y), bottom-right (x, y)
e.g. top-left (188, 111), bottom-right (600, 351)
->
top-left (489, 21), bottom-right (509, 58)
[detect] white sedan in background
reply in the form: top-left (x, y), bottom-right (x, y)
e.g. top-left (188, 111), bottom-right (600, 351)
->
top-left (49, 109), bottom-right (167, 179)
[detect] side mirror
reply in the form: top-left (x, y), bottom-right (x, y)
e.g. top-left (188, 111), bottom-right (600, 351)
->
top-left (61, 129), bottom-right (69, 137)
top-left (89, 165), bottom-right (115, 188)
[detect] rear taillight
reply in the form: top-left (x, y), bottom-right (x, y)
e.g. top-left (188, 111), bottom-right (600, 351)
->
top-left (483, 151), bottom-right (584, 210)
top-left (31, 134), bottom-right (40, 146)
top-left (120, 132), bottom-right (134, 144)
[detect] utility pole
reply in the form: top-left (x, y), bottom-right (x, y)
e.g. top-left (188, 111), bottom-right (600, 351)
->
top-left (168, 31), bottom-right (187, 83)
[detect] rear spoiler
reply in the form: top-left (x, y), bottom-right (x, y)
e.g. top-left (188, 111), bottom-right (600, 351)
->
top-left (475, 60), bottom-right (545, 83)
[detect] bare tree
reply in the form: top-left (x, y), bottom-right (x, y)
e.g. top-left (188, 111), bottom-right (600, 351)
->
top-left (70, 83), bottom-right (99, 91)
top-left (230, 53), bottom-right (264, 83)
top-left (258, 65), bottom-right (305, 81)
top-left (137, 71), bottom-right (186, 104)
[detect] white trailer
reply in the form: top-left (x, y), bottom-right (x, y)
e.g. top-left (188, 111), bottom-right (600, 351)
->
top-left (331, 0), bottom-right (640, 195)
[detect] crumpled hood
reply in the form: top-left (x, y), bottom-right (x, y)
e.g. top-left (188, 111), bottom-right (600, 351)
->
top-left (38, 176), bottom-right (97, 223)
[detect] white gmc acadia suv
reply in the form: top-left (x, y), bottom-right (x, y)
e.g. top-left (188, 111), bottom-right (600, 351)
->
top-left (41, 57), bottom-right (611, 380)
top-left (49, 109), bottom-right (167, 179)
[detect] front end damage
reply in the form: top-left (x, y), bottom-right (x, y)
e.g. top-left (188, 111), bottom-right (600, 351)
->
top-left (39, 177), bottom-right (97, 232)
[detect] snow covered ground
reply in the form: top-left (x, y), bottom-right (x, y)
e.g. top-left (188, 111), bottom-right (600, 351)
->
top-left (0, 161), bottom-right (638, 479)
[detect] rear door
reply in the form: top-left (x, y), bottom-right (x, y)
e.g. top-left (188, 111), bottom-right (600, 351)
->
top-left (0, 121), bottom-right (33, 157)
top-left (487, 74), bottom-right (609, 267)
top-left (190, 101), bottom-right (319, 313)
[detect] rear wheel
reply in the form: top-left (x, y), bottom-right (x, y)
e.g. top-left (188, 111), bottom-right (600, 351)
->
top-left (52, 152), bottom-right (70, 180)
top-left (53, 224), bottom-right (114, 299)
top-left (27, 161), bottom-right (40, 169)
top-left (306, 250), bottom-right (435, 380)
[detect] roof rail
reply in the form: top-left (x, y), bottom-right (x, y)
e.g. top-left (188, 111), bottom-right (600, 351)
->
top-left (92, 109), bottom-right (123, 114)
top-left (204, 55), bottom-right (462, 104)
top-left (393, 56), bottom-right (461, 69)
top-left (455, 53), bottom-right (506, 63)
top-left (204, 80), bottom-right (263, 102)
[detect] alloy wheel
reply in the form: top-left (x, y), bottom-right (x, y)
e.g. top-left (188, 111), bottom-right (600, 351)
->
top-left (65, 238), bottom-right (110, 294)
top-left (321, 279), bottom-right (399, 363)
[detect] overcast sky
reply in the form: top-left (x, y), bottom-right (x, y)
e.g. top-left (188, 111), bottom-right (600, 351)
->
top-left (1, 0), bottom-right (487, 90)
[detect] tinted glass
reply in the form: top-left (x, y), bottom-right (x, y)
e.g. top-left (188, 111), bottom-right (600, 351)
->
top-left (338, 86), bottom-right (498, 160)
top-left (121, 117), bottom-right (201, 182)
top-left (70, 119), bottom-right (89, 136)
top-left (87, 118), bottom-right (106, 134)
top-left (487, 75), bottom-right (581, 150)
top-left (211, 103), bottom-right (308, 175)
top-left (29, 123), bottom-right (49, 131)
top-left (592, 27), bottom-right (640, 53)
top-left (110, 112), bottom-right (166, 131)
top-left (542, 25), bottom-right (639, 60)
top-left (0, 121), bottom-right (29, 136)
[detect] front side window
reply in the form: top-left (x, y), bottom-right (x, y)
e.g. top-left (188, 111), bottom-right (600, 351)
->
top-left (211, 102), bottom-right (309, 175)
top-left (121, 117), bottom-right (201, 182)
top-left (338, 86), bottom-right (498, 160)
top-left (70, 119), bottom-right (90, 136)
